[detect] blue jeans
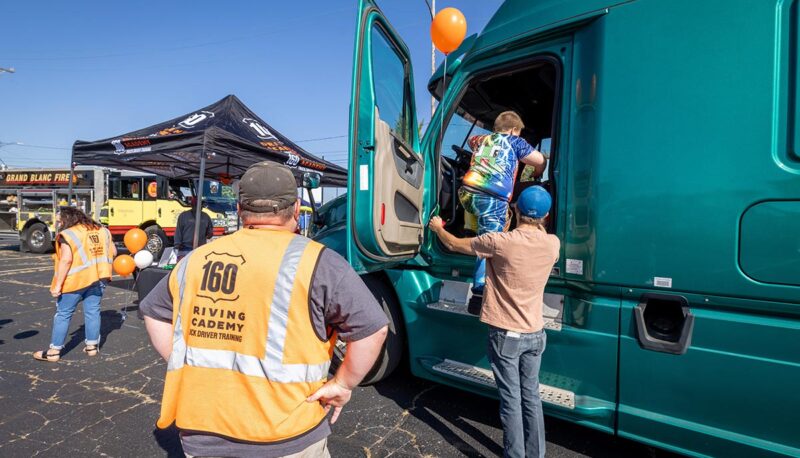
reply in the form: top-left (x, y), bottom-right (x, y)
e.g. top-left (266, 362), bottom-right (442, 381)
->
top-left (459, 189), bottom-right (509, 294)
top-left (50, 282), bottom-right (105, 350)
top-left (488, 326), bottom-right (547, 458)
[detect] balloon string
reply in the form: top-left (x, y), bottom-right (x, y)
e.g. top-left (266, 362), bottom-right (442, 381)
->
top-left (440, 54), bottom-right (447, 149)
top-left (122, 273), bottom-right (139, 323)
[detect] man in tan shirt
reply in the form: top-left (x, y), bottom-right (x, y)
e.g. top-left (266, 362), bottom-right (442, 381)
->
top-left (429, 185), bottom-right (559, 458)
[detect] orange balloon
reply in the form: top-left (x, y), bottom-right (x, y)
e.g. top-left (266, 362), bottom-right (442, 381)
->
top-left (113, 255), bottom-right (136, 277)
top-left (431, 7), bottom-right (467, 54)
top-left (124, 228), bottom-right (147, 254)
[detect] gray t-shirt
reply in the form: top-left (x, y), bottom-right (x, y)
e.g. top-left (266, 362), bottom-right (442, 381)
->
top-left (140, 247), bottom-right (388, 458)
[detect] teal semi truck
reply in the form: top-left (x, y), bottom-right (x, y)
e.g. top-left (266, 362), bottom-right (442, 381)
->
top-left (313, 1), bottom-right (800, 456)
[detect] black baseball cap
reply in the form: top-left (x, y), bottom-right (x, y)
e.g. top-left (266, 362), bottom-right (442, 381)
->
top-left (238, 162), bottom-right (297, 213)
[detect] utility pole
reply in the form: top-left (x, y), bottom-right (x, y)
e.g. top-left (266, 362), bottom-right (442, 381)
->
top-left (321, 154), bottom-right (326, 204)
top-left (0, 141), bottom-right (22, 170)
top-left (425, 0), bottom-right (436, 117)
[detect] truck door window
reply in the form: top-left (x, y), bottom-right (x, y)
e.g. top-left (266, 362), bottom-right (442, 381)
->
top-left (371, 26), bottom-right (414, 147)
top-left (167, 180), bottom-right (193, 207)
top-left (520, 138), bottom-right (551, 183)
top-left (110, 177), bottom-right (143, 201)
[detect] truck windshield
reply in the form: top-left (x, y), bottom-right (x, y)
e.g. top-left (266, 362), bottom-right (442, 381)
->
top-left (200, 180), bottom-right (236, 213)
top-left (441, 111), bottom-right (491, 160)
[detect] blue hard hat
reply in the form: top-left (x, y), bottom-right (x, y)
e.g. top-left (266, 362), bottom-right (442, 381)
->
top-left (517, 185), bottom-right (552, 218)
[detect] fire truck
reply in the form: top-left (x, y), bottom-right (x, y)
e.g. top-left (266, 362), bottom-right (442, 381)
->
top-left (0, 168), bottom-right (235, 255)
top-left (0, 168), bottom-right (103, 253)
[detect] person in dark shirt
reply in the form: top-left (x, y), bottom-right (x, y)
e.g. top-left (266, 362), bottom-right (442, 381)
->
top-left (172, 197), bottom-right (213, 259)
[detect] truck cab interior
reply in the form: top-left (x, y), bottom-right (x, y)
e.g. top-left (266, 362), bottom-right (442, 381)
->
top-left (437, 58), bottom-right (560, 238)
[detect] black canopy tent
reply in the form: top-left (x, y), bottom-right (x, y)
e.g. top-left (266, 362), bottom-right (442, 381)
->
top-left (71, 94), bottom-right (346, 185)
top-left (70, 94), bottom-right (347, 248)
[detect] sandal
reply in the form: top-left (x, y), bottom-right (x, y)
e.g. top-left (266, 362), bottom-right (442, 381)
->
top-left (33, 348), bottom-right (61, 362)
top-left (83, 345), bottom-right (99, 357)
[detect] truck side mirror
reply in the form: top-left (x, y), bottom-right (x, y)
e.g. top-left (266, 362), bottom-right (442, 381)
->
top-left (302, 172), bottom-right (321, 190)
top-left (302, 173), bottom-right (322, 227)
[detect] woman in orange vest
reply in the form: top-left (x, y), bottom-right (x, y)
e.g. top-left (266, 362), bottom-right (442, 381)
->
top-left (33, 207), bottom-right (115, 362)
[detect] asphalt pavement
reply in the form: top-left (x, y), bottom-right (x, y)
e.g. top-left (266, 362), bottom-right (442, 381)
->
top-left (0, 240), bottom-right (679, 457)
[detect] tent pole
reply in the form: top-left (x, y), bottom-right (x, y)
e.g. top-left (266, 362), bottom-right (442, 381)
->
top-left (193, 153), bottom-right (207, 249)
top-left (66, 153), bottom-right (75, 206)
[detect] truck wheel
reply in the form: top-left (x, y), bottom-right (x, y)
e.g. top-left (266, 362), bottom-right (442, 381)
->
top-left (26, 223), bottom-right (52, 254)
top-left (333, 273), bottom-right (405, 385)
top-left (144, 226), bottom-right (167, 261)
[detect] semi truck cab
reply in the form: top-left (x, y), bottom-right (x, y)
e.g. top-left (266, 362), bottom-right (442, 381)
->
top-left (313, 1), bottom-right (800, 456)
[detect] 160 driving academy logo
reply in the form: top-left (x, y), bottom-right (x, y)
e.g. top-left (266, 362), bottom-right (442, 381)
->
top-left (285, 153), bottom-right (300, 167)
top-left (242, 117), bottom-right (276, 140)
top-left (179, 110), bottom-right (215, 129)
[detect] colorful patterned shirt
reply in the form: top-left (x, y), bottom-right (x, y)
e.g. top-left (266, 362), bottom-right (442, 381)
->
top-left (462, 133), bottom-right (534, 201)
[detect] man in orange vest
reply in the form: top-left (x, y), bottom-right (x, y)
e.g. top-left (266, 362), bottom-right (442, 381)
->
top-left (34, 207), bottom-right (115, 362)
top-left (141, 162), bottom-right (389, 457)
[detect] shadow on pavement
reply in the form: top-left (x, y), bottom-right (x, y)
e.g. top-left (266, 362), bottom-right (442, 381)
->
top-left (373, 369), bottom-right (504, 457)
top-left (153, 424), bottom-right (185, 457)
top-left (13, 330), bottom-right (39, 340)
top-left (374, 369), bottom-right (680, 458)
top-left (61, 309), bottom-right (126, 354)
top-left (108, 277), bottom-right (137, 290)
top-left (0, 319), bottom-right (12, 345)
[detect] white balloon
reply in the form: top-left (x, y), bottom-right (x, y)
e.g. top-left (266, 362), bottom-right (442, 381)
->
top-left (134, 250), bottom-right (154, 269)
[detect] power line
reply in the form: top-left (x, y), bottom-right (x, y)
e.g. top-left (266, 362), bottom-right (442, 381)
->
top-left (295, 135), bottom-right (347, 143)
top-left (4, 142), bottom-right (349, 155)
top-left (4, 139), bottom-right (346, 150)
top-left (6, 7), bottom-right (350, 61)
top-left (5, 160), bottom-right (69, 166)
top-left (6, 6), bottom-right (352, 62)
top-left (5, 143), bottom-right (70, 151)
top-left (19, 58), bottom-right (232, 73)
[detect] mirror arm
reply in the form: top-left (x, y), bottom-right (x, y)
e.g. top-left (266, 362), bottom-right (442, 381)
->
top-left (306, 187), bottom-right (320, 226)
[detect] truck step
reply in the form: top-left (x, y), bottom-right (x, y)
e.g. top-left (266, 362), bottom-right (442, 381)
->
top-left (426, 300), bottom-right (472, 316)
top-left (431, 359), bottom-right (576, 409)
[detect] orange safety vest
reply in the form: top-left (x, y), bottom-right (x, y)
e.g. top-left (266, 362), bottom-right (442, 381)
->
top-left (51, 224), bottom-right (114, 293)
top-left (159, 229), bottom-right (335, 443)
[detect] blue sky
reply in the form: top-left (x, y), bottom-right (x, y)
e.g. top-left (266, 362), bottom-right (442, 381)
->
top-left (0, 1), bottom-right (501, 169)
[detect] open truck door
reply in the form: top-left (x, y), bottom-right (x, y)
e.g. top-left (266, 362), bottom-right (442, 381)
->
top-left (347, 0), bottom-right (427, 273)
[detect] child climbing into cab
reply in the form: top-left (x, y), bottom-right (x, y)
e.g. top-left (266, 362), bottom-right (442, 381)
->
top-left (459, 111), bottom-right (546, 313)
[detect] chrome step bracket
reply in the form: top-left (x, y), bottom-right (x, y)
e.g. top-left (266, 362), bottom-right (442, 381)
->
top-left (542, 293), bottom-right (564, 331)
top-left (439, 279), bottom-right (472, 305)
top-left (431, 359), bottom-right (576, 409)
top-left (427, 279), bottom-right (473, 315)
top-left (428, 280), bottom-right (564, 332)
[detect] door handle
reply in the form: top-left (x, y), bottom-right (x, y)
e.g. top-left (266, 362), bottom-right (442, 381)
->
top-left (633, 293), bottom-right (694, 355)
top-left (110, 207), bottom-right (114, 216)
top-left (158, 208), bottom-right (162, 217)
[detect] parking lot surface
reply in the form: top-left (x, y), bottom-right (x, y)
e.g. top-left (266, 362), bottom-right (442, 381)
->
top-left (0, 241), bottom-right (678, 457)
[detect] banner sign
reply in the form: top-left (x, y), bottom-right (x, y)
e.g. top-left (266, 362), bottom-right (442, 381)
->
top-left (0, 171), bottom-right (92, 187)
